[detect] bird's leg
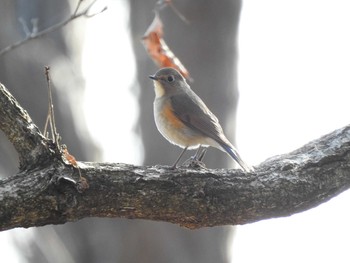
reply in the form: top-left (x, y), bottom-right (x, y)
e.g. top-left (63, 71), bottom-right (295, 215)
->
top-left (171, 146), bottom-right (188, 169)
top-left (181, 145), bottom-right (207, 169)
top-left (192, 145), bottom-right (207, 161)
top-left (198, 147), bottom-right (208, 162)
top-left (193, 145), bottom-right (203, 160)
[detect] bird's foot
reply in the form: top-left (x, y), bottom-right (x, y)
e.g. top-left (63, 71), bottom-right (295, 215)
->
top-left (182, 158), bottom-right (207, 169)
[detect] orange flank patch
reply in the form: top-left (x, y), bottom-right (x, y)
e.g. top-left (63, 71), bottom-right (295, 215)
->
top-left (162, 103), bottom-right (185, 129)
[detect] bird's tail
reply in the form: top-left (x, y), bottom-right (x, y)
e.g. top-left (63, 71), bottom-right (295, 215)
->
top-left (220, 143), bottom-right (254, 172)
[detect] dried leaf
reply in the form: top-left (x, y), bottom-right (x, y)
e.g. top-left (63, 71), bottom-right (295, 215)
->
top-left (62, 146), bottom-right (78, 168)
top-left (142, 13), bottom-right (191, 80)
top-left (61, 145), bottom-right (85, 185)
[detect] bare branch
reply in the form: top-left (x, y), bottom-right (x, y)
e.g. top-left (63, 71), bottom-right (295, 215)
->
top-left (0, 82), bottom-right (350, 231)
top-left (43, 66), bottom-right (60, 146)
top-left (0, 0), bottom-right (107, 57)
top-left (0, 83), bottom-right (55, 170)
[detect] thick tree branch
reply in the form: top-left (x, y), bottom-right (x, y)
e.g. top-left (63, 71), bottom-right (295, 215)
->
top-left (0, 83), bottom-right (350, 231)
top-left (0, 84), bottom-right (55, 170)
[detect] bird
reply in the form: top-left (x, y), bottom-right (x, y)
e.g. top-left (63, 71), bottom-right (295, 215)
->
top-left (149, 67), bottom-right (253, 172)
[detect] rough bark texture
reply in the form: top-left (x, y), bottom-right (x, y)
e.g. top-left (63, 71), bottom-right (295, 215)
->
top-left (1, 83), bottom-right (350, 232)
top-left (0, 84), bottom-right (54, 170)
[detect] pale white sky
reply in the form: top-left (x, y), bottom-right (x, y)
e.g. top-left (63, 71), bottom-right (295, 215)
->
top-left (234, 0), bottom-right (350, 262)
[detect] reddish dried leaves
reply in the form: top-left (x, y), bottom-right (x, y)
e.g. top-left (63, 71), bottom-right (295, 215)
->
top-left (142, 13), bottom-right (191, 80)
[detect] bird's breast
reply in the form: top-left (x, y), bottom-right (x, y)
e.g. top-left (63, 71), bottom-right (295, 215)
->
top-left (154, 99), bottom-right (205, 149)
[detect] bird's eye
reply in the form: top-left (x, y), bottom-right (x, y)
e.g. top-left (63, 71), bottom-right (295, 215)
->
top-left (167, 75), bottom-right (175, 82)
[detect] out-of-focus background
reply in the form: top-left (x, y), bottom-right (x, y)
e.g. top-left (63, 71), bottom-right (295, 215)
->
top-left (0, 0), bottom-right (349, 262)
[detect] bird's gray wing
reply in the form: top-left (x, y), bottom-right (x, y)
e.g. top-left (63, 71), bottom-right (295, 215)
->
top-left (171, 90), bottom-right (253, 172)
top-left (170, 90), bottom-right (228, 145)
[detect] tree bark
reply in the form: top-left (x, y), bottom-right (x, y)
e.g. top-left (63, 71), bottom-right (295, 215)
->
top-left (1, 83), bottom-right (350, 232)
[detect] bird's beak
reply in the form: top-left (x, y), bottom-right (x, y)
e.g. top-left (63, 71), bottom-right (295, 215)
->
top-left (149, 74), bottom-right (158, 80)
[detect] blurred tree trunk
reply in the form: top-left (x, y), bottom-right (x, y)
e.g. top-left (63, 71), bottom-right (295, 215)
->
top-left (128, 0), bottom-right (242, 262)
top-left (0, 1), bottom-right (100, 262)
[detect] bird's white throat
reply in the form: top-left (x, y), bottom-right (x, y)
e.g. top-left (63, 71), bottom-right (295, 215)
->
top-left (153, 81), bottom-right (165, 98)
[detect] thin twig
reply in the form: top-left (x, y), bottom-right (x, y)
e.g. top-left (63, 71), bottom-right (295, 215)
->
top-left (18, 18), bottom-right (31, 37)
top-left (168, 1), bottom-right (190, 24)
top-left (0, 0), bottom-right (107, 57)
top-left (86, 6), bottom-right (108, 18)
top-left (155, 0), bottom-right (190, 24)
top-left (43, 68), bottom-right (85, 184)
top-left (44, 66), bottom-right (59, 146)
top-left (73, 0), bottom-right (84, 16)
top-left (43, 68), bottom-right (51, 137)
